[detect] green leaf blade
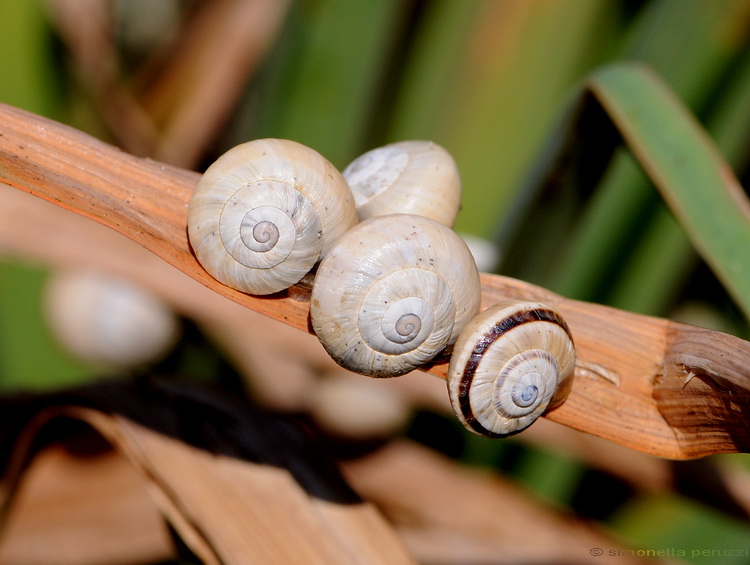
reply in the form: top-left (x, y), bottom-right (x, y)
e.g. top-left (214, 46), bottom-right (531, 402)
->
top-left (590, 63), bottom-right (750, 319)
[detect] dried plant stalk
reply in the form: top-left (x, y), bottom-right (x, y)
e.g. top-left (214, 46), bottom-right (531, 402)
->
top-left (1, 103), bottom-right (750, 458)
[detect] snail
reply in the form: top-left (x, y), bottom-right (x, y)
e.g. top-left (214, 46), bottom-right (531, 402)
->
top-left (44, 269), bottom-right (180, 368)
top-left (310, 213), bottom-right (481, 377)
top-left (446, 300), bottom-right (576, 438)
top-left (188, 138), bottom-right (358, 295)
top-left (342, 141), bottom-right (461, 227)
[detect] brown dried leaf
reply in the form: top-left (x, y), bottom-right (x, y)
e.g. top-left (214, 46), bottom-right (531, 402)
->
top-left (0, 442), bottom-right (173, 565)
top-left (342, 440), bottom-right (660, 565)
top-left (0, 383), bottom-right (415, 564)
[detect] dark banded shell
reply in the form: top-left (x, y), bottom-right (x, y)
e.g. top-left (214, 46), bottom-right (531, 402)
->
top-left (446, 300), bottom-right (575, 437)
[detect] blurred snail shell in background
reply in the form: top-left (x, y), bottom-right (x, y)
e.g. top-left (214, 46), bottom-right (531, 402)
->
top-left (308, 372), bottom-right (413, 440)
top-left (310, 214), bottom-right (481, 378)
top-left (447, 300), bottom-right (576, 437)
top-left (44, 269), bottom-right (180, 368)
top-left (459, 233), bottom-right (500, 274)
top-left (188, 138), bottom-right (358, 295)
top-left (342, 141), bottom-right (461, 227)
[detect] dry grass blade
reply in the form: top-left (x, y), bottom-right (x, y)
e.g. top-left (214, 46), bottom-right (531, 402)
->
top-left (1, 103), bottom-right (750, 458)
top-left (0, 391), bottom-right (415, 564)
top-left (0, 103), bottom-right (312, 330)
top-left (47, 0), bottom-right (291, 166)
top-left (138, 0), bottom-right (292, 166)
top-left (0, 442), bottom-right (173, 565)
top-left (341, 440), bottom-right (659, 565)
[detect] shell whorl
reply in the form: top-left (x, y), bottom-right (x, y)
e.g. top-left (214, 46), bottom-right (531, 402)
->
top-left (342, 141), bottom-right (461, 227)
top-left (310, 214), bottom-right (481, 377)
top-left (447, 300), bottom-right (576, 438)
top-left (188, 138), bottom-right (358, 295)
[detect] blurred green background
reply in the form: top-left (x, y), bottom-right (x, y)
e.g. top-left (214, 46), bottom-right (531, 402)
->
top-left (0, 0), bottom-right (749, 562)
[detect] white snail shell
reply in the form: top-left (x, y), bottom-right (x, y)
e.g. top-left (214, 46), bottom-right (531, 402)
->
top-left (447, 300), bottom-right (575, 437)
top-left (44, 269), bottom-right (180, 368)
top-left (308, 373), bottom-right (412, 439)
top-left (342, 141), bottom-right (461, 227)
top-left (188, 138), bottom-right (358, 295)
top-left (311, 214), bottom-right (481, 378)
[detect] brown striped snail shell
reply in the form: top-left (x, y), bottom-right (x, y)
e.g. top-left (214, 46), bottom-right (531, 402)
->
top-left (342, 141), bottom-right (461, 227)
top-left (310, 214), bottom-right (481, 378)
top-left (447, 300), bottom-right (575, 437)
top-left (188, 138), bottom-right (358, 295)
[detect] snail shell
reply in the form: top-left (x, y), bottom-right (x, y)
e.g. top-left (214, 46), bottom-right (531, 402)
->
top-left (45, 269), bottom-right (180, 368)
top-left (311, 214), bottom-right (481, 377)
top-left (308, 372), bottom-right (412, 439)
top-left (342, 141), bottom-right (461, 226)
top-left (447, 300), bottom-right (575, 437)
top-left (188, 138), bottom-right (358, 295)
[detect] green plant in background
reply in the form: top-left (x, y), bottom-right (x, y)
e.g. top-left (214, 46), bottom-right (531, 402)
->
top-left (0, 0), bottom-right (749, 562)
top-left (502, 61), bottom-right (750, 320)
top-left (0, 0), bottom-right (90, 389)
top-left (498, 0), bottom-right (750, 328)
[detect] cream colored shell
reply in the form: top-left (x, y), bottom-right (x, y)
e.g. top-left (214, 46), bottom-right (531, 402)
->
top-left (310, 214), bottom-right (481, 377)
top-left (188, 138), bottom-right (358, 295)
top-left (308, 373), bottom-right (412, 439)
top-left (447, 300), bottom-right (575, 437)
top-left (342, 141), bottom-right (461, 227)
top-left (45, 269), bottom-right (180, 368)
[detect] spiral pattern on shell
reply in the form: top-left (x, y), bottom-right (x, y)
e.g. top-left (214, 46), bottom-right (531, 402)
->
top-left (342, 141), bottom-right (461, 227)
top-left (188, 139), bottom-right (358, 295)
top-left (447, 300), bottom-right (575, 437)
top-left (310, 214), bottom-right (481, 377)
